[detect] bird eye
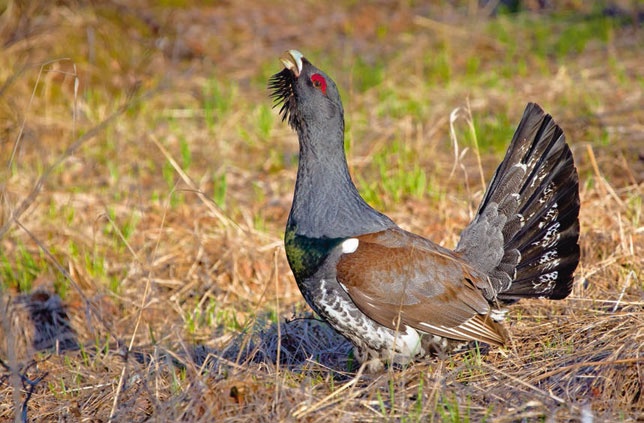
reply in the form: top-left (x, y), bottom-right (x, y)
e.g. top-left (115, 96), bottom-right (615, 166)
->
top-left (310, 74), bottom-right (327, 94)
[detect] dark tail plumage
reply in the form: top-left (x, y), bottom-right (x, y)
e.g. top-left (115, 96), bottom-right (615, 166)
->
top-left (456, 103), bottom-right (580, 302)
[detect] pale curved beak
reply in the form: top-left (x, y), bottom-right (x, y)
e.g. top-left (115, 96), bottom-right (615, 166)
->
top-left (280, 49), bottom-right (304, 77)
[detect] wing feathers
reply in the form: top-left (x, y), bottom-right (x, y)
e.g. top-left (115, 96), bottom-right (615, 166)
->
top-left (335, 228), bottom-right (507, 346)
top-left (417, 314), bottom-right (506, 345)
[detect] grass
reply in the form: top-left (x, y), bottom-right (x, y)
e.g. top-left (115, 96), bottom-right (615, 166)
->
top-left (1, 1), bottom-right (643, 421)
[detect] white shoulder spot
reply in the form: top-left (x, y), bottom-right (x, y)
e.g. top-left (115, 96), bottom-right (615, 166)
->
top-left (341, 238), bottom-right (359, 254)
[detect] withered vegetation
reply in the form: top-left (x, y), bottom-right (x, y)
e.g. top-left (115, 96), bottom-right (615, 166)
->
top-left (0, 1), bottom-right (642, 421)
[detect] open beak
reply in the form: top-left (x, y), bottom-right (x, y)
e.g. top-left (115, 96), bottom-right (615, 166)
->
top-left (280, 50), bottom-right (304, 77)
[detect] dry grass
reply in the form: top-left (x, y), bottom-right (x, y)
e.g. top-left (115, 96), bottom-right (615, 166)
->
top-left (0, 1), bottom-right (643, 421)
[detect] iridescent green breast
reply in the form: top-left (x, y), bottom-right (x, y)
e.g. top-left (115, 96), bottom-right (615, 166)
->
top-left (284, 228), bottom-right (345, 281)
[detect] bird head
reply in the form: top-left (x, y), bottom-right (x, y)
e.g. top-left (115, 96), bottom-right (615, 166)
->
top-left (269, 50), bottom-right (344, 136)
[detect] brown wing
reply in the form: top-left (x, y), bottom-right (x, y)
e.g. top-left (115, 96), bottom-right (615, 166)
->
top-left (336, 228), bottom-right (507, 345)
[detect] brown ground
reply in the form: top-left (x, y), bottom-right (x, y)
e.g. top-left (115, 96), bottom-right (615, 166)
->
top-left (0, 1), bottom-right (642, 421)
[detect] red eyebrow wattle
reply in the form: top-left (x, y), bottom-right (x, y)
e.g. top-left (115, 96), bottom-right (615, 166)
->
top-left (311, 74), bottom-right (327, 94)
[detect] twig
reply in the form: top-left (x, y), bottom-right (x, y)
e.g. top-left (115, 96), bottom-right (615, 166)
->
top-left (5, 58), bottom-right (73, 174)
top-left (448, 107), bottom-right (461, 179)
top-left (413, 16), bottom-right (503, 50)
top-left (273, 247), bottom-right (282, 415)
top-left (14, 220), bottom-right (90, 311)
top-left (463, 99), bottom-right (486, 192)
top-left (0, 59), bottom-right (29, 99)
top-left (585, 144), bottom-right (624, 207)
top-left (109, 262), bottom-right (153, 422)
top-left (0, 358), bottom-right (48, 423)
top-left (612, 270), bottom-right (636, 312)
top-left (531, 357), bottom-right (644, 383)
top-left (150, 135), bottom-right (242, 232)
top-left (480, 361), bottom-right (567, 405)
top-left (0, 80), bottom-right (166, 241)
top-left (292, 362), bottom-right (367, 418)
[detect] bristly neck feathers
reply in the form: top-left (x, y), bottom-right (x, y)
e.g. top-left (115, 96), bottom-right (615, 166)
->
top-left (287, 117), bottom-right (395, 240)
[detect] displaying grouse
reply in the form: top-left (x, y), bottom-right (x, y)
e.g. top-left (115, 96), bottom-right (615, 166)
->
top-left (269, 50), bottom-right (580, 371)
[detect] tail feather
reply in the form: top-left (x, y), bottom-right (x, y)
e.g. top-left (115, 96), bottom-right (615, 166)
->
top-left (456, 103), bottom-right (580, 302)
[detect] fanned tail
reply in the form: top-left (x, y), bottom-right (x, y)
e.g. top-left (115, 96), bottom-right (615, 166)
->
top-left (456, 103), bottom-right (580, 301)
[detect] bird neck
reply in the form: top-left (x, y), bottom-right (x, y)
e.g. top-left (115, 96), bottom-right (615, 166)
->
top-left (287, 128), bottom-right (394, 239)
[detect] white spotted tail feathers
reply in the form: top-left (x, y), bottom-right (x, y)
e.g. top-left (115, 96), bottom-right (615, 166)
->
top-left (456, 103), bottom-right (580, 302)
